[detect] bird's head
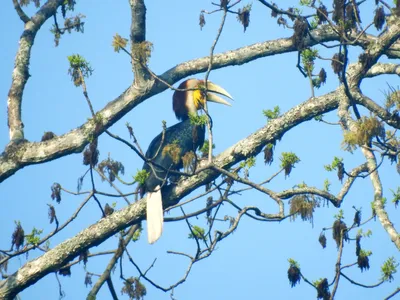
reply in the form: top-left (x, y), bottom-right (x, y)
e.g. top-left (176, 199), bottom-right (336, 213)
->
top-left (173, 78), bottom-right (233, 120)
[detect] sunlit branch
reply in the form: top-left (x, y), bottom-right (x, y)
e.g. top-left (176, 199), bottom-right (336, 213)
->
top-left (87, 225), bottom-right (139, 298)
top-left (7, 0), bottom-right (65, 141)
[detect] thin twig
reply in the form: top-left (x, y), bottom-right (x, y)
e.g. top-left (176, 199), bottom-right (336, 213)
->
top-left (204, 6), bottom-right (228, 163)
top-left (340, 272), bottom-right (384, 288)
top-left (0, 192), bottom-right (94, 266)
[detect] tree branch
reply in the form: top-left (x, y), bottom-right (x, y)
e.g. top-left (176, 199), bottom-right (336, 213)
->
top-left (87, 224), bottom-right (139, 299)
top-left (0, 90), bottom-right (340, 298)
top-left (3, 23), bottom-right (398, 182)
top-left (12, 0), bottom-right (30, 23)
top-left (129, 0), bottom-right (150, 84)
top-left (7, 0), bottom-right (64, 141)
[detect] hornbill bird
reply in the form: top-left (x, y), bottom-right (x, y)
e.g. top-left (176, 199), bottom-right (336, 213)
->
top-left (141, 78), bottom-right (233, 244)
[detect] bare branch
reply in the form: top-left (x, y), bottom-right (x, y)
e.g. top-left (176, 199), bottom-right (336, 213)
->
top-left (12, 0), bottom-right (30, 23)
top-left (3, 24), bottom-right (398, 182)
top-left (87, 225), bottom-right (139, 298)
top-left (7, 0), bottom-right (64, 141)
top-left (0, 89), bottom-right (340, 298)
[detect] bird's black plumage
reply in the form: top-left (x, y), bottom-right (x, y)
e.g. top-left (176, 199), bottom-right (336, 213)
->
top-left (142, 119), bottom-right (205, 194)
top-left (140, 78), bottom-right (231, 244)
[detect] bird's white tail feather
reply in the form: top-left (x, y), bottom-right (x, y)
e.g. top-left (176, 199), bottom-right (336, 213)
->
top-left (146, 186), bottom-right (163, 244)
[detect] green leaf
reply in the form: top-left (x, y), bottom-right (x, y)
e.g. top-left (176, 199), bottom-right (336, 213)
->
top-left (188, 113), bottom-right (208, 126)
top-left (381, 257), bottom-right (398, 282)
top-left (288, 258), bottom-right (300, 268)
top-left (188, 225), bottom-right (207, 241)
top-left (324, 157), bottom-right (343, 171)
top-left (334, 209), bottom-right (344, 220)
top-left (263, 106), bottom-right (280, 121)
top-left (134, 169), bottom-right (149, 185)
top-left (323, 179), bottom-right (331, 192)
top-left (26, 227), bottom-right (43, 246)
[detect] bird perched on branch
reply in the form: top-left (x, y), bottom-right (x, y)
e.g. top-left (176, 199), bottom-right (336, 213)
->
top-left (141, 78), bottom-right (233, 244)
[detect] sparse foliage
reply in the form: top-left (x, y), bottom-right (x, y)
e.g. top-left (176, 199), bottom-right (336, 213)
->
top-left (2, 1), bottom-right (400, 300)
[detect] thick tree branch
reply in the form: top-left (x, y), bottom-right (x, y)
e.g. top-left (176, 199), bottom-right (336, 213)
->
top-left (361, 147), bottom-right (400, 250)
top-left (87, 224), bottom-right (139, 299)
top-left (365, 63), bottom-right (400, 78)
top-left (350, 15), bottom-right (400, 87)
top-left (335, 17), bottom-right (400, 250)
top-left (7, 0), bottom-right (64, 141)
top-left (4, 21), bottom-right (400, 182)
top-left (353, 91), bottom-right (400, 130)
top-left (129, 0), bottom-right (150, 84)
top-left (0, 199), bottom-right (145, 299)
top-left (0, 90), bottom-right (339, 298)
top-left (0, 26), bottom-right (344, 183)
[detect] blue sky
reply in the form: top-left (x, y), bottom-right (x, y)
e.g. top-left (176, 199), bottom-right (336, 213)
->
top-left (1, 1), bottom-right (399, 299)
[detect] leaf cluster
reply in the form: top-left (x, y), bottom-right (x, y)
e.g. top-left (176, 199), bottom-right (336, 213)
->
top-left (239, 156), bottom-right (256, 169)
top-left (51, 183), bottom-right (62, 203)
top-left (132, 227), bottom-right (142, 242)
top-left (188, 225), bottom-right (207, 241)
top-left (263, 106), bottom-right (280, 121)
top-left (301, 48), bottom-right (318, 74)
top-left (287, 262), bottom-right (301, 288)
top-left (189, 113), bottom-right (208, 126)
top-left (324, 157), bottom-right (343, 171)
top-left (357, 249), bottom-right (372, 272)
top-left (133, 170), bottom-right (149, 186)
top-left (112, 34), bottom-right (128, 53)
top-left (319, 232), bottom-right (327, 248)
top-left (67, 54), bottom-right (93, 86)
top-left (332, 218), bottom-right (349, 248)
top-left (384, 86), bottom-right (400, 112)
top-left (199, 140), bottom-right (215, 158)
top-left (315, 278), bottom-right (331, 300)
top-left (263, 143), bottom-right (275, 165)
top-left (48, 204), bottom-right (56, 224)
top-left (182, 151), bottom-right (196, 173)
top-left (199, 12), bottom-right (206, 30)
top-left (132, 41), bottom-right (153, 64)
top-left (374, 6), bottom-right (386, 30)
top-left (342, 116), bottom-right (384, 151)
top-left (381, 257), bottom-right (398, 282)
top-left (26, 228), bottom-right (43, 246)
top-left (121, 277), bottom-right (147, 300)
top-left (19, 0), bottom-right (40, 8)
top-left (104, 203), bottom-right (114, 216)
top-left (41, 131), bottom-right (57, 142)
top-left (83, 139), bottom-right (99, 167)
top-left (292, 18), bottom-right (308, 50)
top-left (11, 221), bottom-right (24, 251)
top-left (280, 152), bottom-right (300, 177)
top-left (162, 143), bottom-right (182, 164)
top-left (237, 4), bottom-right (252, 32)
top-left (390, 187), bottom-right (400, 207)
top-left (98, 157), bottom-right (125, 184)
top-left (289, 195), bottom-right (318, 223)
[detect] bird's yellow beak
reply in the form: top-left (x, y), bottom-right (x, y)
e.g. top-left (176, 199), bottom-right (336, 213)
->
top-left (206, 81), bottom-right (233, 106)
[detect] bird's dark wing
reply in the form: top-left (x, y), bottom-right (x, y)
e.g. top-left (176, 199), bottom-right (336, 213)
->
top-left (142, 120), bottom-right (205, 193)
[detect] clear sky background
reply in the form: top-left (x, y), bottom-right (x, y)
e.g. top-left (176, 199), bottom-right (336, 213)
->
top-left (1, 1), bottom-right (399, 299)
